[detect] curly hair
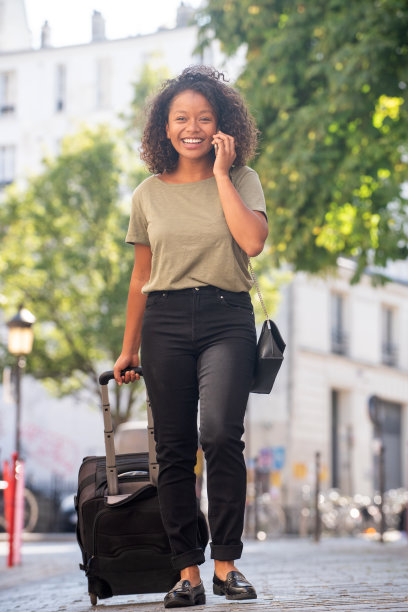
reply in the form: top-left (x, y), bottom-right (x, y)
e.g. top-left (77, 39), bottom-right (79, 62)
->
top-left (140, 65), bottom-right (259, 174)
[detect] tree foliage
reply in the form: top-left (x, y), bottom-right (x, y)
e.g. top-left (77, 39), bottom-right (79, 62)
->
top-left (0, 127), bottom-right (143, 425)
top-left (0, 60), bottom-right (176, 425)
top-left (121, 58), bottom-right (169, 188)
top-left (198, 0), bottom-right (408, 280)
top-left (124, 58), bottom-right (171, 139)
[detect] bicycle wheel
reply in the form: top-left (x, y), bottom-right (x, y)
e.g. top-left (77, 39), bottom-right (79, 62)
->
top-left (265, 504), bottom-right (286, 538)
top-left (23, 488), bottom-right (39, 532)
top-left (0, 493), bottom-right (5, 532)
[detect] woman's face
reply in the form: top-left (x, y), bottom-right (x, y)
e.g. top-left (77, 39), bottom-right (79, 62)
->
top-left (166, 89), bottom-right (217, 162)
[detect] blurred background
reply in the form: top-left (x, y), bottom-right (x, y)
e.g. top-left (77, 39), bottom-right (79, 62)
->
top-left (0, 0), bottom-right (407, 539)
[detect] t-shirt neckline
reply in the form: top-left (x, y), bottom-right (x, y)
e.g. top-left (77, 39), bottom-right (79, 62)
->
top-left (153, 175), bottom-right (216, 186)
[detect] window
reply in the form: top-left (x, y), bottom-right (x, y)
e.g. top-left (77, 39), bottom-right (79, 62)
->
top-left (95, 58), bottom-right (111, 109)
top-left (372, 398), bottom-right (402, 490)
top-left (330, 389), bottom-right (353, 493)
top-left (331, 390), bottom-right (340, 489)
top-left (0, 145), bottom-right (16, 186)
top-left (381, 306), bottom-right (398, 367)
top-left (331, 293), bottom-right (347, 355)
top-left (0, 71), bottom-right (17, 115)
top-left (55, 64), bottom-right (66, 112)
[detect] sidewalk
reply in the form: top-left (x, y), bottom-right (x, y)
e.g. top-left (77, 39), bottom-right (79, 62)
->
top-left (1, 534), bottom-right (407, 611)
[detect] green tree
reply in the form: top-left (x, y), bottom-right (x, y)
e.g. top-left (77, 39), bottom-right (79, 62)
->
top-left (124, 58), bottom-right (171, 138)
top-left (121, 59), bottom-right (169, 188)
top-left (0, 127), bottom-right (143, 426)
top-left (198, 0), bottom-right (408, 280)
top-left (249, 248), bottom-right (292, 323)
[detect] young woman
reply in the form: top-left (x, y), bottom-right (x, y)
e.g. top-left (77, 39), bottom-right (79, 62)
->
top-left (114, 65), bottom-right (268, 608)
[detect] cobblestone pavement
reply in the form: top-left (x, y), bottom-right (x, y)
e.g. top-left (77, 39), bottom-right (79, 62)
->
top-left (1, 534), bottom-right (407, 611)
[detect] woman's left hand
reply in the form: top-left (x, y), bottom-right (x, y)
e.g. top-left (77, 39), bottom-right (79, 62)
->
top-left (212, 131), bottom-right (236, 177)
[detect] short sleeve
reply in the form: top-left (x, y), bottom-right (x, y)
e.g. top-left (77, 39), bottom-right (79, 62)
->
top-left (125, 186), bottom-right (150, 246)
top-left (230, 166), bottom-right (267, 218)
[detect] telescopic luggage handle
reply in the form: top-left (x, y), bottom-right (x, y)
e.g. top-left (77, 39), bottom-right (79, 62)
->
top-left (99, 366), bottom-right (143, 385)
top-left (99, 366), bottom-right (158, 496)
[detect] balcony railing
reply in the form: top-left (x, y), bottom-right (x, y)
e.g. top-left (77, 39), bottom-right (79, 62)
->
top-left (0, 104), bottom-right (16, 115)
top-left (381, 342), bottom-right (398, 367)
top-left (331, 329), bottom-right (348, 355)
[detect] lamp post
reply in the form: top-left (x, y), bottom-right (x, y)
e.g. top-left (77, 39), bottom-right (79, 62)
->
top-left (7, 305), bottom-right (35, 458)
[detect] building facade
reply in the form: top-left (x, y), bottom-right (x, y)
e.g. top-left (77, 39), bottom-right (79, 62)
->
top-left (247, 259), bottom-right (408, 516)
top-left (0, 1), bottom-right (233, 186)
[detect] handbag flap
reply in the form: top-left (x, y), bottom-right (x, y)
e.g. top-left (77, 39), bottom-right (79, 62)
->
top-left (257, 320), bottom-right (286, 359)
top-left (269, 319), bottom-right (286, 353)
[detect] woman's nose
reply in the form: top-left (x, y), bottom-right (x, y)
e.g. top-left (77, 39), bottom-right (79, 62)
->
top-left (185, 119), bottom-right (199, 132)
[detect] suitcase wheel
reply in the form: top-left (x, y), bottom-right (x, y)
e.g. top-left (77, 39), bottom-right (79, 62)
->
top-left (89, 593), bottom-right (97, 606)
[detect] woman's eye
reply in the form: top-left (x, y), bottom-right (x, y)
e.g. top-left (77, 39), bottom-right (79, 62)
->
top-left (175, 117), bottom-right (186, 121)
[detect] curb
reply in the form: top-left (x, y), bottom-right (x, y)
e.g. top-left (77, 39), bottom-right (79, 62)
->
top-left (0, 532), bottom-right (76, 543)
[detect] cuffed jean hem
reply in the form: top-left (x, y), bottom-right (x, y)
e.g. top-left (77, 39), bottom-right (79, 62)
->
top-left (171, 548), bottom-right (206, 571)
top-left (210, 542), bottom-right (243, 561)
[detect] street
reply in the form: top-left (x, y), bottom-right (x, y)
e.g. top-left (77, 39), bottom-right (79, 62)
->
top-left (1, 534), bottom-right (407, 611)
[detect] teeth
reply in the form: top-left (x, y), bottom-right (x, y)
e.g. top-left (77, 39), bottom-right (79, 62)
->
top-left (183, 139), bottom-right (202, 143)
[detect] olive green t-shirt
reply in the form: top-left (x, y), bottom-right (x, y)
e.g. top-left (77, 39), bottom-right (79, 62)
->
top-left (125, 165), bottom-right (267, 294)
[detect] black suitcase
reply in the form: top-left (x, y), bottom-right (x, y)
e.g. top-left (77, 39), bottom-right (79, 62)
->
top-left (75, 367), bottom-right (208, 606)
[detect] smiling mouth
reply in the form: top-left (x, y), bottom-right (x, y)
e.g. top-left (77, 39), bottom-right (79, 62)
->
top-left (182, 138), bottom-right (204, 144)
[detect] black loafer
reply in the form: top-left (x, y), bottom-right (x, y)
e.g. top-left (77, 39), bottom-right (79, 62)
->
top-left (164, 579), bottom-right (206, 608)
top-left (213, 571), bottom-right (257, 600)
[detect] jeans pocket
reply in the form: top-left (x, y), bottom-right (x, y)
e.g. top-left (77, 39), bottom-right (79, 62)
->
top-left (218, 291), bottom-right (253, 313)
top-left (145, 292), bottom-right (167, 309)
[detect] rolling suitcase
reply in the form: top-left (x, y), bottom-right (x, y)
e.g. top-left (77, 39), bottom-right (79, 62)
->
top-left (75, 367), bottom-right (208, 606)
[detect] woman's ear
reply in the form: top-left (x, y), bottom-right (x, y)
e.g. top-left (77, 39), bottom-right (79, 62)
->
top-left (165, 122), bottom-right (170, 139)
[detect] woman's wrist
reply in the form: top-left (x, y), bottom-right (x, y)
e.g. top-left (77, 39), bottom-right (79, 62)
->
top-left (213, 171), bottom-right (231, 183)
top-left (120, 344), bottom-right (140, 358)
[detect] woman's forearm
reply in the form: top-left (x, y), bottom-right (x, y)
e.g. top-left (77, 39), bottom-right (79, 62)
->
top-left (121, 245), bottom-right (152, 356)
top-left (121, 276), bottom-right (148, 355)
top-left (214, 174), bottom-right (268, 256)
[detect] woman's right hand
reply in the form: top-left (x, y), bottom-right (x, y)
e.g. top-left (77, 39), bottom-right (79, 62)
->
top-left (113, 353), bottom-right (141, 386)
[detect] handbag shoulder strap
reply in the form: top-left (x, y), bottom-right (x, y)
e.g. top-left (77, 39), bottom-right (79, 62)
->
top-left (230, 165), bottom-right (270, 326)
top-left (248, 258), bottom-right (270, 324)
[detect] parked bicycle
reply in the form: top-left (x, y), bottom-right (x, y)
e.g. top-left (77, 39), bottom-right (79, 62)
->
top-left (245, 482), bottom-right (286, 540)
top-left (0, 479), bottom-right (39, 533)
top-left (299, 486), bottom-right (408, 537)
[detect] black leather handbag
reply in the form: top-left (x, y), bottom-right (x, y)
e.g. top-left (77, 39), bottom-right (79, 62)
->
top-left (249, 260), bottom-right (286, 394)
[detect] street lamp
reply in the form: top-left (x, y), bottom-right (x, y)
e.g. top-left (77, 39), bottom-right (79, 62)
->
top-left (7, 305), bottom-right (35, 458)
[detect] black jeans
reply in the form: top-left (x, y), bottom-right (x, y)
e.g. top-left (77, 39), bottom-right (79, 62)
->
top-left (140, 285), bottom-right (256, 571)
